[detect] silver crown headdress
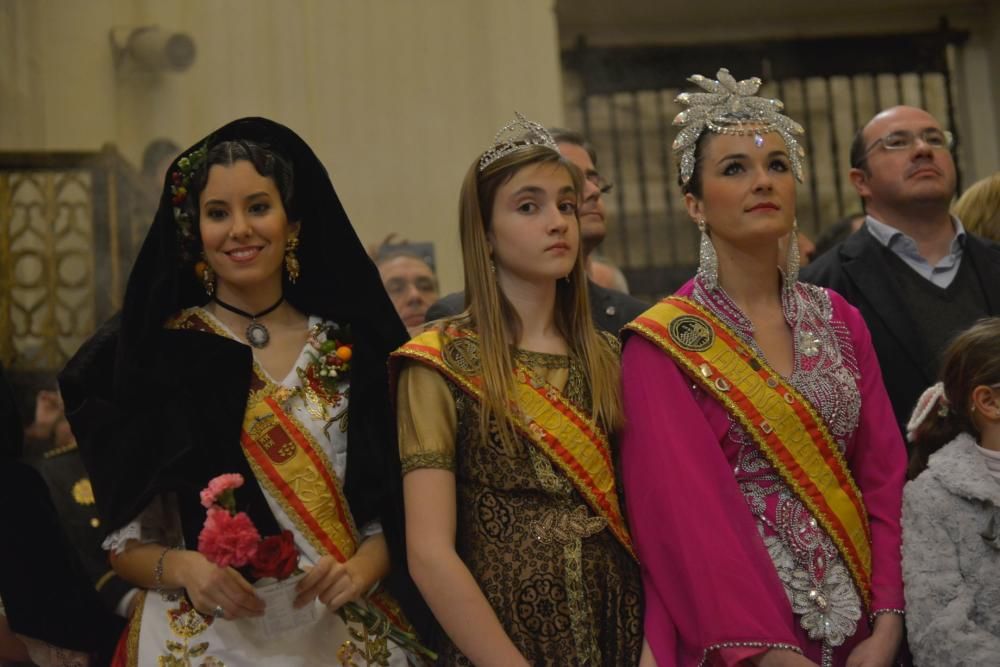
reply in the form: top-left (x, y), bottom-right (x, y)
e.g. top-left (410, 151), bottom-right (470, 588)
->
top-left (479, 112), bottom-right (559, 172)
top-left (672, 68), bottom-right (806, 185)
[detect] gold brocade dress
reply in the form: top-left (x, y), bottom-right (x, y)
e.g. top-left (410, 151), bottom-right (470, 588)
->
top-left (397, 347), bottom-right (642, 666)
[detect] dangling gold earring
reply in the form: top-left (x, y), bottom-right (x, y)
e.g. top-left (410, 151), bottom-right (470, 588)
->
top-left (195, 257), bottom-right (215, 295)
top-left (285, 233), bottom-right (300, 284)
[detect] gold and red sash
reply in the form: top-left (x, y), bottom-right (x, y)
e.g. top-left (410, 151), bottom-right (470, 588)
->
top-left (393, 327), bottom-right (636, 560)
top-left (625, 297), bottom-right (873, 608)
top-left (241, 391), bottom-right (360, 563)
top-left (240, 368), bottom-right (409, 630)
top-left (166, 308), bottom-right (410, 629)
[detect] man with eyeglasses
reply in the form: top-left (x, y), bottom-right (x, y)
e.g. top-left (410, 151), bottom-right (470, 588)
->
top-left (803, 105), bottom-right (1000, 440)
top-left (426, 127), bottom-right (647, 334)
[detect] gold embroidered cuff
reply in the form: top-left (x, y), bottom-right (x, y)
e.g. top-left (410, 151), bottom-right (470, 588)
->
top-left (401, 452), bottom-right (455, 475)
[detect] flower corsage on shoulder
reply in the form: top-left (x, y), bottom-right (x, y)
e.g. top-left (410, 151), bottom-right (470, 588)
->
top-left (291, 322), bottom-right (353, 426)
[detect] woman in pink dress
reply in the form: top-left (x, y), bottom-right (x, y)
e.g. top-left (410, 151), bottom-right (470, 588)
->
top-left (620, 69), bottom-right (907, 667)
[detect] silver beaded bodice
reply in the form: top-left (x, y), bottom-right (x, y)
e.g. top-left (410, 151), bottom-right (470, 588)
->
top-left (692, 278), bottom-right (864, 655)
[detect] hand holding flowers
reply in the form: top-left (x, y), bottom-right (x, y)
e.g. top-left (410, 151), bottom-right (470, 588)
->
top-left (196, 473), bottom-right (435, 658)
top-left (175, 550), bottom-right (265, 620)
top-left (197, 473), bottom-right (305, 581)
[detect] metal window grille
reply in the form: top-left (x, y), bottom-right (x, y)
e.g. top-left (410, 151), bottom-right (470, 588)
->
top-left (563, 24), bottom-right (968, 300)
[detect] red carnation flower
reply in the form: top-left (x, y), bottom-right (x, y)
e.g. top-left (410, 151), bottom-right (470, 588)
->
top-left (197, 508), bottom-right (260, 568)
top-left (249, 530), bottom-right (299, 580)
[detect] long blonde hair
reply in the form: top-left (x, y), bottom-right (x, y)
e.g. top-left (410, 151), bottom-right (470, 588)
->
top-left (451, 144), bottom-right (623, 452)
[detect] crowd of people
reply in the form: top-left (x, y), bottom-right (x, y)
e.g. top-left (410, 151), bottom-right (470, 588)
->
top-left (0, 65), bottom-right (998, 667)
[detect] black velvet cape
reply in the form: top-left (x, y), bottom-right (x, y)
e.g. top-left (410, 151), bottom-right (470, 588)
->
top-left (59, 117), bottom-right (430, 639)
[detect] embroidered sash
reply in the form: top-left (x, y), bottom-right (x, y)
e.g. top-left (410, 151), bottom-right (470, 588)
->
top-left (240, 370), bottom-right (409, 630)
top-left (241, 392), bottom-right (360, 563)
top-left (625, 296), bottom-right (872, 607)
top-left (393, 327), bottom-right (636, 560)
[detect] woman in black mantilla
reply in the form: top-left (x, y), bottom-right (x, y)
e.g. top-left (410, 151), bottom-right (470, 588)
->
top-left (60, 117), bottom-right (425, 664)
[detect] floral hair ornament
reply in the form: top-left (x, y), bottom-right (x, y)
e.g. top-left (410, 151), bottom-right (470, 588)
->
top-left (672, 68), bottom-right (806, 186)
top-left (169, 139), bottom-right (210, 260)
top-left (906, 381), bottom-right (950, 442)
top-left (478, 111), bottom-right (559, 172)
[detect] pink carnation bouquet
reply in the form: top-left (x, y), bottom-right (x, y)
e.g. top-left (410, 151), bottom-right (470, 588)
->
top-left (196, 474), bottom-right (264, 569)
top-left (196, 474), bottom-right (436, 660)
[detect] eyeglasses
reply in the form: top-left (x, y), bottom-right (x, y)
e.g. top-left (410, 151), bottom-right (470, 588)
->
top-left (585, 172), bottom-right (614, 195)
top-left (856, 128), bottom-right (954, 165)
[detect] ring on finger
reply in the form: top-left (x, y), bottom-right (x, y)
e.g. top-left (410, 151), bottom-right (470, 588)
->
top-left (213, 604), bottom-right (225, 619)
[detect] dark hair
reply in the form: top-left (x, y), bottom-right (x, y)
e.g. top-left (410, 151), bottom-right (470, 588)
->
top-left (375, 245), bottom-right (437, 275)
top-left (184, 140), bottom-right (297, 235)
top-left (548, 127), bottom-right (598, 166)
top-left (908, 318), bottom-right (1000, 479)
top-left (848, 127), bottom-right (869, 172)
top-left (679, 131), bottom-right (713, 198)
top-left (848, 128), bottom-right (871, 213)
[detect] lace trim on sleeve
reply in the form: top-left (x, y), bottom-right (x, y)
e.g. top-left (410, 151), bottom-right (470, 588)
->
top-left (401, 451), bottom-right (455, 475)
top-left (19, 636), bottom-right (89, 667)
top-left (101, 519), bottom-right (143, 555)
top-left (698, 641), bottom-right (803, 667)
top-left (101, 493), bottom-right (184, 555)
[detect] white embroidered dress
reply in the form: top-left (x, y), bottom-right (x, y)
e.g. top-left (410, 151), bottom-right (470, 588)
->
top-left (103, 310), bottom-right (408, 666)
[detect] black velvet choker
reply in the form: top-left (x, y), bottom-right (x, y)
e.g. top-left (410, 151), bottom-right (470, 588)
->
top-left (212, 295), bottom-right (284, 348)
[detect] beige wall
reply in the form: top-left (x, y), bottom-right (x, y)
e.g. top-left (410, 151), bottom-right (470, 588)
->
top-left (0, 0), bottom-right (566, 294)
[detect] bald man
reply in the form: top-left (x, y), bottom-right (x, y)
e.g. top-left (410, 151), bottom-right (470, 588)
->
top-left (802, 106), bottom-right (1000, 437)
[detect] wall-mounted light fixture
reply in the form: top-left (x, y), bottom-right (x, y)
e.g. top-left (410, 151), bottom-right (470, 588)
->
top-left (110, 26), bottom-right (196, 72)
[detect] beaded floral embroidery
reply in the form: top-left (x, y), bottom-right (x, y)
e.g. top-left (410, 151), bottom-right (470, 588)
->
top-left (282, 322), bottom-right (352, 429)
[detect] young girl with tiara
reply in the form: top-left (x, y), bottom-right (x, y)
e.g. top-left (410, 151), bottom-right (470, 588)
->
top-left (902, 317), bottom-right (1000, 665)
top-left (391, 113), bottom-right (643, 665)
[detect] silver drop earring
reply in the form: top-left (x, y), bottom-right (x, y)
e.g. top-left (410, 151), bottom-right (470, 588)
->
top-left (697, 218), bottom-right (719, 290)
top-left (784, 218), bottom-right (800, 288)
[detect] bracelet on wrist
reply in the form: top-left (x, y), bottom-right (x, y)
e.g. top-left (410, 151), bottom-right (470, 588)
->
top-left (153, 546), bottom-right (177, 592)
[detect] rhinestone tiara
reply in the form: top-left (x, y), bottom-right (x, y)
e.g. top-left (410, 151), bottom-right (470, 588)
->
top-left (672, 68), bottom-right (806, 185)
top-left (478, 111), bottom-right (559, 172)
